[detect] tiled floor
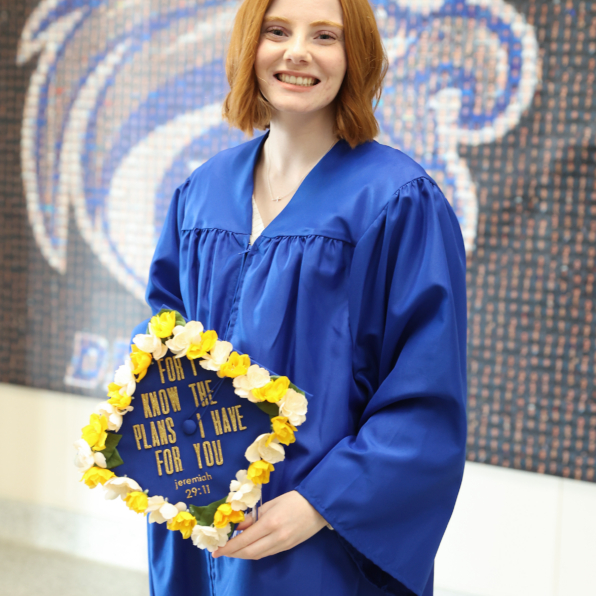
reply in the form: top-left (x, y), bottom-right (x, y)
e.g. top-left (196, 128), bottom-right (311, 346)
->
top-left (0, 538), bottom-right (471, 596)
top-left (0, 539), bottom-right (149, 596)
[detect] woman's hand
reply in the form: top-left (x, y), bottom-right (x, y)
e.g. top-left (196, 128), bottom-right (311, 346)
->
top-left (211, 490), bottom-right (327, 560)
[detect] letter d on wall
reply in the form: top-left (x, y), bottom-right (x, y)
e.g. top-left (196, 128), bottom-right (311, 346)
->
top-left (64, 332), bottom-right (109, 390)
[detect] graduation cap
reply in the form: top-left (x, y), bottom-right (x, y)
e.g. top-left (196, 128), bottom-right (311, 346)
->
top-left (98, 312), bottom-right (311, 512)
top-left (116, 352), bottom-right (275, 504)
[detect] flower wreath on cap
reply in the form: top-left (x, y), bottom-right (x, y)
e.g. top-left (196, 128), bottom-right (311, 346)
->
top-left (74, 309), bottom-right (308, 552)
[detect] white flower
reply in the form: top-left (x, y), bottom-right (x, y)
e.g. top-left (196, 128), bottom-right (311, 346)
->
top-left (133, 330), bottom-right (168, 360)
top-left (73, 439), bottom-right (107, 472)
top-left (114, 359), bottom-right (136, 397)
top-left (278, 388), bottom-right (308, 427)
top-left (245, 434), bottom-right (285, 464)
top-left (226, 470), bottom-right (261, 511)
top-left (145, 496), bottom-right (187, 524)
top-left (233, 365), bottom-right (271, 401)
top-left (103, 476), bottom-right (142, 500)
top-left (95, 401), bottom-right (124, 432)
top-left (165, 322), bottom-right (204, 358)
top-left (191, 524), bottom-right (230, 552)
top-left (199, 340), bottom-right (233, 371)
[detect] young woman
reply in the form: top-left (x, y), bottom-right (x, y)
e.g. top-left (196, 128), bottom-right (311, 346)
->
top-left (143, 0), bottom-right (468, 594)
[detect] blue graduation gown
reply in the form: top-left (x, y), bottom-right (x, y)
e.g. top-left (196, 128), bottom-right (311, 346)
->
top-left (139, 132), bottom-right (468, 596)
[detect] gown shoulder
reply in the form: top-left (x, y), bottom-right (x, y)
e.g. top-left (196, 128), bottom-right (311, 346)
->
top-left (175, 134), bottom-right (447, 246)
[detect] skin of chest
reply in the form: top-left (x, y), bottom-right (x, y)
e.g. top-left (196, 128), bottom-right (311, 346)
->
top-left (252, 152), bottom-right (294, 228)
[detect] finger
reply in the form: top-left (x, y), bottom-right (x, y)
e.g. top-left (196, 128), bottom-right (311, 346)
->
top-left (257, 500), bottom-right (275, 516)
top-left (218, 531), bottom-right (281, 560)
top-left (230, 501), bottom-right (275, 536)
top-left (213, 517), bottom-right (272, 558)
top-left (235, 516), bottom-right (255, 531)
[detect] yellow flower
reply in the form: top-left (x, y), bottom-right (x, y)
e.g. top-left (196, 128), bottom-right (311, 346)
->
top-left (213, 503), bottom-right (245, 529)
top-left (107, 382), bottom-right (121, 399)
top-left (247, 460), bottom-right (275, 485)
top-left (130, 345), bottom-right (152, 382)
top-left (82, 466), bottom-right (115, 488)
top-left (186, 330), bottom-right (218, 360)
top-left (124, 491), bottom-right (149, 514)
top-left (82, 413), bottom-right (109, 451)
top-left (269, 416), bottom-right (297, 446)
top-left (107, 383), bottom-right (132, 409)
top-left (251, 376), bottom-right (290, 404)
top-left (167, 511), bottom-right (197, 539)
top-left (217, 352), bottom-right (251, 378)
top-left (150, 311), bottom-right (176, 339)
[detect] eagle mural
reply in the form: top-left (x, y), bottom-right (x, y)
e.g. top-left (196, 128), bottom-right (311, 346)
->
top-left (19, 0), bottom-right (539, 301)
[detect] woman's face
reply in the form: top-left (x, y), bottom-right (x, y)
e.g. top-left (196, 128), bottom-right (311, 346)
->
top-left (255, 0), bottom-right (347, 117)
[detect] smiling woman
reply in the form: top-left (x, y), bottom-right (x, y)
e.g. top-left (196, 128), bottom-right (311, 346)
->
top-left (223, 0), bottom-right (387, 147)
top-left (143, 0), bottom-right (468, 595)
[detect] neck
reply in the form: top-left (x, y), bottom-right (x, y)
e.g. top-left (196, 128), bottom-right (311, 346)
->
top-left (264, 106), bottom-right (339, 174)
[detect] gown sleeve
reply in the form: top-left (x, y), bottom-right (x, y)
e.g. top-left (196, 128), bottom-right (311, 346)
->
top-left (144, 178), bottom-right (191, 318)
top-left (295, 176), bottom-right (468, 596)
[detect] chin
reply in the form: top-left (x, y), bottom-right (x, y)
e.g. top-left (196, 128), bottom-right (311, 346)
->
top-left (267, 96), bottom-right (333, 116)
top-left (275, 103), bottom-right (324, 115)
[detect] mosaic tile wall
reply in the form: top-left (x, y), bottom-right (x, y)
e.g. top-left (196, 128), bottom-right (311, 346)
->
top-left (0, 0), bottom-right (594, 482)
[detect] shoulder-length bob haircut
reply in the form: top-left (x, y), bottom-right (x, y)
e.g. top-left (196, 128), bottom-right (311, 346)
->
top-left (222, 0), bottom-right (388, 148)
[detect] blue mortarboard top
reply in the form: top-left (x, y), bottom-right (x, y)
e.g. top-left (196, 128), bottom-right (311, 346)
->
top-left (114, 348), bottom-right (307, 506)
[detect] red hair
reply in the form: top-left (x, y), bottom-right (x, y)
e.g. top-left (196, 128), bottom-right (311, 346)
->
top-left (222, 0), bottom-right (388, 148)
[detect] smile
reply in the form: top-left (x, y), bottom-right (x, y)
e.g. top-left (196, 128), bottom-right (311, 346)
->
top-left (275, 73), bottom-right (319, 87)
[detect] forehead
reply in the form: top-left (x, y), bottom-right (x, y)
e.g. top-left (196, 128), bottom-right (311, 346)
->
top-left (264, 0), bottom-right (344, 24)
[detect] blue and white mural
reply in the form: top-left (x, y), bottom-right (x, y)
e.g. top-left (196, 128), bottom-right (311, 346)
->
top-left (19, 0), bottom-right (539, 301)
top-left (11, 0), bottom-right (596, 482)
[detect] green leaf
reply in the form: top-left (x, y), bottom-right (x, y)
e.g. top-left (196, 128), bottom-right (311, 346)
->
top-left (104, 447), bottom-right (124, 469)
top-left (101, 432), bottom-right (122, 461)
top-left (227, 523), bottom-right (238, 539)
top-left (105, 432), bottom-right (122, 450)
top-left (255, 400), bottom-right (279, 420)
top-left (189, 496), bottom-right (228, 527)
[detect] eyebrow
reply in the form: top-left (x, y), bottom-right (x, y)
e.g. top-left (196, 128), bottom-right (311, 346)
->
top-left (264, 16), bottom-right (344, 30)
top-left (310, 20), bottom-right (344, 30)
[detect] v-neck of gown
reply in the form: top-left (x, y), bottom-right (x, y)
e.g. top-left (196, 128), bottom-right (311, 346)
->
top-left (243, 131), bottom-right (343, 243)
top-left (249, 195), bottom-right (265, 245)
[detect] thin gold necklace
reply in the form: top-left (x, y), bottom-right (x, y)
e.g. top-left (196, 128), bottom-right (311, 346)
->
top-left (266, 138), bottom-right (338, 202)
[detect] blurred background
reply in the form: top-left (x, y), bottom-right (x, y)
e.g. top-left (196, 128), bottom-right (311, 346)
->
top-left (0, 1), bottom-right (595, 595)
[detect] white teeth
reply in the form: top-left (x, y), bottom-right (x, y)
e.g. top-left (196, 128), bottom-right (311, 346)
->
top-left (278, 74), bottom-right (317, 86)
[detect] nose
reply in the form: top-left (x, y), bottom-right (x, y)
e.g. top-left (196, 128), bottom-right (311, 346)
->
top-left (284, 33), bottom-right (309, 64)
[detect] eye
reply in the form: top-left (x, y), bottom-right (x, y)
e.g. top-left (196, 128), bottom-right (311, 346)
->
top-left (265, 27), bottom-right (286, 37)
top-left (316, 31), bottom-right (338, 42)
